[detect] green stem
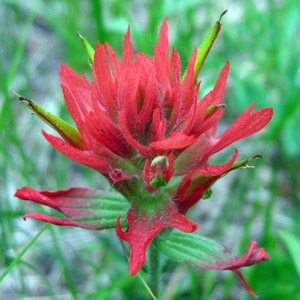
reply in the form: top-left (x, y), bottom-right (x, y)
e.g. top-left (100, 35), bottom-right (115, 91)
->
top-left (149, 243), bottom-right (160, 298)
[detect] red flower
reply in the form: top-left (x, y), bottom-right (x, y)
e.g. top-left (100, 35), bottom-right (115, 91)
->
top-left (15, 17), bottom-right (272, 295)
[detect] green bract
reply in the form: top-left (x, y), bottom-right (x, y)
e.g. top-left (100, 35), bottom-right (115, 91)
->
top-left (19, 97), bottom-right (83, 149)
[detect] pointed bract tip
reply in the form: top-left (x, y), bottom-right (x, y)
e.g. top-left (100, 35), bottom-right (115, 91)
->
top-left (9, 88), bottom-right (22, 98)
top-left (253, 154), bottom-right (263, 159)
top-left (162, 17), bottom-right (168, 26)
top-left (129, 265), bottom-right (142, 276)
top-left (14, 188), bottom-right (21, 197)
top-left (59, 63), bottom-right (69, 71)
top-left (76, 32), bottom-right (82, 38)
top-left (206, 104), bottom-right (227, 116)
top-left (234, 270), bottom-right (259, 298)
top-left (116, 216), bottom-right (126, 240)
top-left (125, 25), bottom-right (130, 36)
top-left (219, 9), bottom-right (228, 21)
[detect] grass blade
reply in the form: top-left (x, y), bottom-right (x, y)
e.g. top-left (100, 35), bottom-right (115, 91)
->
top-left (0, 224), bottom-right (48, 283)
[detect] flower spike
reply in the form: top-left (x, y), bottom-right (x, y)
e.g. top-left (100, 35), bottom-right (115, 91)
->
top-left (15, 16), bottom-right (273, 294)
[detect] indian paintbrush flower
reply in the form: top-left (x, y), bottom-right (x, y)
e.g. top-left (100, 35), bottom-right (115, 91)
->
top-left (15, 14), bottom-right (272, 297)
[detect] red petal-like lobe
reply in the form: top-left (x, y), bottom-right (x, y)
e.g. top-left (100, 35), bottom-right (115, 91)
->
top-left (136, 63), bottom-right (160, 137)
top-left (75, 120), bottom-right (129, 167)
top-left (167, 48), bottom-right (182, 130)
top-left (93, 42), bottom-right (117, 118)
top-left (43, 131), bottom-right (111, 173)
top-left (212, 104), bottom-right (273, 155)
top-left (59, 64), bottom-right (92, 124)
top-left (15, 187), bottom-right (129, 230)
top-left (148, 108), bottom-right (162, 143)
top-left (150, 131), bottom-right (196, 150)
top-left (181, 47), bottom-right (197, 99)
top-left (234, 270), bottom-right (258, 298)
top-left (176, 175), bottom-right (219, 214)
top-left (121, 26), bottom-right (134, 71)
top-left (106, 42), bottom-right (121, 78)
top-left (154, 18), bottom-right (171, 92)
top-left (94, 42), bottom-right (112, 86)
top-left (192, 104), bottom-right (225, 138)
top-left (173, 133), bottom-right (210, 175)
top-left (119, 109), bottom-right (149, 158)
top-left (23, 213), bottom-right (97, 230)
top-left (154, 118), bottom-right (167, 142)
top-left (158, 18), bottom-right (169, 59)
top-left (176, 152), bottom-right (263, 213)
top-left (216, 241), bottom-right (270, 270)
top-left (206, 61), bottom-right (230, 108)
top-left (198, 241), bottom-right (269, 298)
top-left (178, 94), bottom-right (198, 135)
top-left (185, 63), bottom-right (229, 137)
top-left (176, 150), bottom-right (238, 176)
top-left (85, 110), bottom-right (132, 158)
top-left (175, 177), bottom-right (191, 204)
top-left (183, 94), bottom-right (207, 136)
top-left (142, 159), bottom-right (151, 187)
top-left (116, 201), bottom-right (197, 275)
top-left (165, 152), bottom-right (175, 183)
top-left (136, 72), bottom-right (159, 137)
top-left (119, 73), bottom-right (139, 118)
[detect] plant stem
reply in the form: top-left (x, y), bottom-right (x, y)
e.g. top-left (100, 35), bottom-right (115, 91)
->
top-left (149, 243), bottom-right (160, 298)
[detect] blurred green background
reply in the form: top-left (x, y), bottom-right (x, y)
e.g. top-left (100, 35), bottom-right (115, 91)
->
top-left (0, 0), bottom-right (300, 299)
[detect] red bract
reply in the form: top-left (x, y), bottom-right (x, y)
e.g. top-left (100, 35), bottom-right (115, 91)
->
top-left (15, 187), bottom-right (129, 230)
top-left (15, 17), bottom-right (272, 295)
top-left (116, 201), bottom-right (197, 276)
top-left (199, 241), bottom-right (270, 298)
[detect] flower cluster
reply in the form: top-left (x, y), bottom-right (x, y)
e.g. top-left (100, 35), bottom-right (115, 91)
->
top-left (15, 17), bottom-right (272, 297)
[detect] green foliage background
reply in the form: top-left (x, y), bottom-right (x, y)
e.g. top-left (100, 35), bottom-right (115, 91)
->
top-left (0, 0), bottom-right (300, 299)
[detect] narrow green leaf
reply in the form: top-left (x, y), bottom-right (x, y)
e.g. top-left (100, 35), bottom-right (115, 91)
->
top-left (16, 95), bottom-right (83, 149)
top-left (182, 10), bottom-right (227, 84)
top-left (206, 104), bottom-right (226, 116)
top-left (228, 155), bottom-right (263, 172)
top-left (280, 231), bottom-right (300, 279)
top-left (0, 225), bottom-right (48, 283)
top-left (77, 32), bottom-right (95, 66)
